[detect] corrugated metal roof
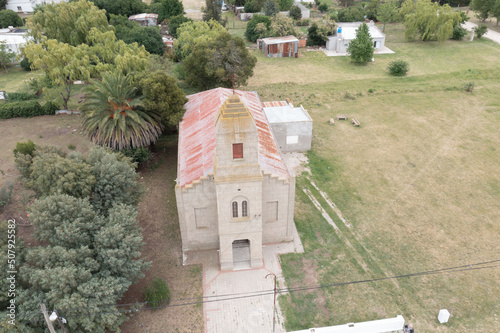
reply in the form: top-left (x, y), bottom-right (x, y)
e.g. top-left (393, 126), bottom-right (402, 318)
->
top-left (261, 35), bottom-right (299, 44)
top-left (178, 88), bottom-right (289, 188)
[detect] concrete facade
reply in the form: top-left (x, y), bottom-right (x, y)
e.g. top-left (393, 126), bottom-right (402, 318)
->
top-left (176, 90), bottom-right (295, 271)
top-left (326, 22), bottom-right (386, 54)
top-left (263, 101), bottom-right (312, 152)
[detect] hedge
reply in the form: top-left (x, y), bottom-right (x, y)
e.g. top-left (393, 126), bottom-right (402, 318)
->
top-left (0, 101), bottom-right (60, 119)
top-left (7, 92), bottom-right (37, 101)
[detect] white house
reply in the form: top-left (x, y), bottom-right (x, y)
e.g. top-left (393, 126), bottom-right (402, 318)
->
top-left (326, 22), bottom-right (386, 54)
top-left (0, 28), bottom-right (28, 56)
top-left (6, 0), bottom-right (68, 13)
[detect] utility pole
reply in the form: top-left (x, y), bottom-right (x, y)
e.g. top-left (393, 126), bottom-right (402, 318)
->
top-left (55, 312), bottom-right (67, 333)
top-left (40, 304), bottom-right (56, 333)
top-left (266, 273), bottom-right (277, 333)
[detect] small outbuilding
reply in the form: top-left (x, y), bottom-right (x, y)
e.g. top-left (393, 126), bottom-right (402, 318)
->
top-left (128, 13), bottom-right (159, 26)
top-left (263, 100), bottom-right (312, 152)
top-left (260, 35), bottom-right (299, 58)
top-left (326, 22), bottom-right (385, 54)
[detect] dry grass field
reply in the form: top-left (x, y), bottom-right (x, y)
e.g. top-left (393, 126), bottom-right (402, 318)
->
top-left (245, 24), bottom-right (500, 332)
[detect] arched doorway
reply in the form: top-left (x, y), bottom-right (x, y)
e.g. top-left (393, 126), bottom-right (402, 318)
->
top-left (232, 239), bottom-right (251, 270)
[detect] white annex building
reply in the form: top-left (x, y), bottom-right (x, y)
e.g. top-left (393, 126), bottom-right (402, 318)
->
top-left (6, 0), bottom-right (67, 13)
top-left (326, 22), bottom-right (386, 53)
top-left (175, 88), bottom-right (308, 271)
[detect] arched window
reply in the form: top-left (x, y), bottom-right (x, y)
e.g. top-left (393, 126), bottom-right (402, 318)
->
top-left (232, 201), bottom-right (238, 218)
top-left (242, 201), bottom-right (248, 217)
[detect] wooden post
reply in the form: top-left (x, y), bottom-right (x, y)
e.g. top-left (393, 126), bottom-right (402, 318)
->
top-left (40, 304), bottom-right (56, 333)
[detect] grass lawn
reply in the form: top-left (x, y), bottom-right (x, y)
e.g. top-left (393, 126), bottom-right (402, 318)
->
top-left (0, 66), bottom-right (42, 93)
top-left (246, 23), bottom-right (500, 332)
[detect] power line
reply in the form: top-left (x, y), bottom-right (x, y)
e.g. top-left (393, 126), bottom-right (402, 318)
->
top-left (46, 259), bottom-right (500, 319)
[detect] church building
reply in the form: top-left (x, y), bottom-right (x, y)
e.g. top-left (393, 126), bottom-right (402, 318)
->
top-left (175, 88), bottom-right (297, 271)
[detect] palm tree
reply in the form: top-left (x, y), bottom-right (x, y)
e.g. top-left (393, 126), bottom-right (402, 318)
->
top-left (81, 72), bottom-right (164, 150)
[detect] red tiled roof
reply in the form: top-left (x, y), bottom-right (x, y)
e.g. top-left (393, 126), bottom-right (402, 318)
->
top-left (178, 88), bottom-right (289, 188)
top-left (262, 101), bottom-right (288, 108)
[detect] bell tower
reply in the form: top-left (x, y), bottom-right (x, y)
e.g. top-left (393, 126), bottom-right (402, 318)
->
top-left (214, 95), bottom-right (264, 271)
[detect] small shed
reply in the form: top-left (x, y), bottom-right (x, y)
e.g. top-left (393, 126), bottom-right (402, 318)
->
top-left (326, 22), bottom-right (385, 54)
top-left (128, 13), bottom-right (159, 26)
top-left (261, 35), bottom-right (299, 58)
top-left (263, 100), bottom-right (312, 152)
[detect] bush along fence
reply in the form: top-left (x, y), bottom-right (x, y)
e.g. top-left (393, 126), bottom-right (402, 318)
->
top-left (0, 101), bottom-right (59, 119)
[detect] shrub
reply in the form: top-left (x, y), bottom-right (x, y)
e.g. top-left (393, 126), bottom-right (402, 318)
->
top-left (0, 181), bottom-right (13, 212)
top-left (20, 57), bottom-right (32, 71)
top-left (0, 101), bottom-right (42, 119)
top-left (7, 92), bottom-right (37, 101)
top-left (289, 5), bottom-right (302, 20)
top-left (338, 7), bottom-right (364, 22)
top-left (463, 82), bottom-right (475, 93)
top-left (318, 3), bottom-right (328, 13)
top-left (144, 277), bottom-right (171, 308)
top-left (473, 25), bottom-right (487, 39)
top-left (452, 25), bottom-right (466, 40)
top-left (388, 60), bottom-right (410, 76)
top-left (67, 144), bottom-right (76, 151)
top-left (42, 101), bottom-right (60, 114)
top-left (264, 0), bottom-right (279, 16)
top-left (14, 140), bottom-right (36, 157)
top-left (119, 147), bottom-right (153, 164)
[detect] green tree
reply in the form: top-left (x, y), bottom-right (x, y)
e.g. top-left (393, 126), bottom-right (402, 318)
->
top-left (264, 0), bottom-right (279, 16)
top-left (183, 32), bottom-right (257, 89)
top-left (278, 0), bottom-right (294, 10)
top-left (110, 14), bottom-right (138, 40)
top-left (338, 6), bottom-right (365, 22)
top-left (469, 0), bottom-right (495, 21)
top-left (26, 0), bottom-right (110, 46)
top-left (347, 22), bottom-right (374, 64)
top-left (151, 0), bottom-right (184, 22)
top-left (377, 0), bottom-right (398, 32)
top-left (24, 39), bottom-right (91, 109)
top-left (0, 41), bottom-right (16, 73)
top-left (270, 14), bottom-right (301, 37)
top-left (245, 14), bottom-right (272, 42)
top-left (93, 0), bottom-right (148, 18)
top-left (400, 0), bottom-right (461, 42)
top-left (123, 26), bottom-right (165, 55)
top-left (28, 151), bottom-right (96, 198)
top-left (139, 71), bottom-right (188, 128)
top-left (289, 5), bottom-right (302, 20)
top-left (0, 0), bottom-right (6, 10)
top-left (168, 15), bottom-right (193, 38)
top-left (0, 9), bottom-right (22, 28)
top-left (19, 195), bottom-right (149, 332)
top-left (175, 19), bottom-right (227, 60)
top-left (82, 72), bottom-right (164, 150)
top-left (492, 0), bottom-right (500, 25)
top-left (202, 0), bottom-right (226, 25)
top-left (306, 17), bottom-right (336, 45)
top-left (87, 147), bottom-right (143, 215)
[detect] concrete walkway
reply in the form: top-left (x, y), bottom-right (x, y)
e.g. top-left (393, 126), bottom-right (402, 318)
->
top-left (186, 230), bottom-right (304, 333)
top-left (462, 21), bottom-right (500, 44)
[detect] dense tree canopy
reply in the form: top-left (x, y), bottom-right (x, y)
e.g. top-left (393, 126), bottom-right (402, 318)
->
top-left (338, 6), bottom-right (365, 22)
top-left (400, 0), bottom-right (461, 41)
top-left (347, 22), bottom-right (374, 63)
top-left (202, 0), bottom-right (226, 25)
top-left (27, 0), bottom-right (110, 46)
top-left (0, 9), bottom-right (22, 28)
top-left (183, 32), bottom-right (257, 89)
top-left (139, 71), bottom-right (188, 127)
top-left (245, 14), bottom-right (272, 42)
top-left (93, 0), bottom-right (148, 17)
top-left (469, 0), bottom-right (496, 21)
top-left (175, 19), bottom-right (227, 59)
top-left (264, 0), bottom-right (279, 16)
top-left (151, 0), bottom-right (184, 22)
top-left (307, 17), bottom-right (337, 45)
top-left (270, 14), bottom-right (301, 37)
top-left (168, 14), bottom-right (193, 37)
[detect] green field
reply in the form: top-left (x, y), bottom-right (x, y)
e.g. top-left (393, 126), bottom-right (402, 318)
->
top-left (246, 24), bottom-right (500, 332)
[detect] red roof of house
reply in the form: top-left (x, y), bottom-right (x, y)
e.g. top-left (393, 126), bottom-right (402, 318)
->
top-left (178, 88), bottom-right (289, 188)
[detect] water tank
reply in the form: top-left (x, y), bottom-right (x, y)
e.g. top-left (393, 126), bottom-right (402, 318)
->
top-left (338, 27), bottom-right (342, 34)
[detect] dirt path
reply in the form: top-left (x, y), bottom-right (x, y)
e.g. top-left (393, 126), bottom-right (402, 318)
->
top-left (463, 21), bottom-right (500, 44)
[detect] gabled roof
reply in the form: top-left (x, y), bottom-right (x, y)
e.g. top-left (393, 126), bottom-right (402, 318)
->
top-left (178, 88), bottom-right (289, 188)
